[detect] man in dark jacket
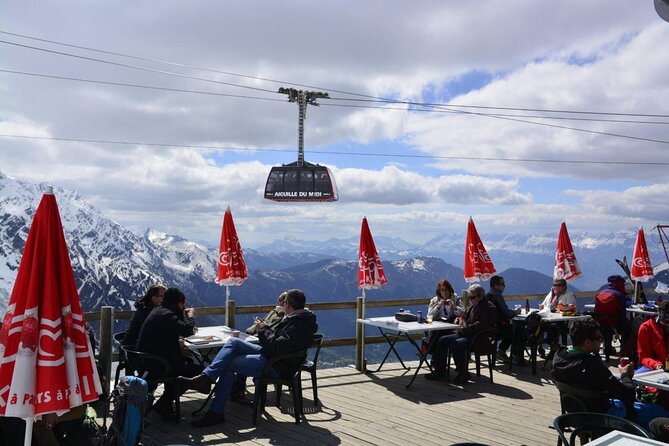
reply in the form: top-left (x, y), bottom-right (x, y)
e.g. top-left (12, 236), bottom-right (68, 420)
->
top-left (427, 284), bottom-right (496, 383)
top-left (178, 288), bottom-right (318, 427)
top-left (552, 319), bottom-right (635, 416)
top-left (136, 287), bottom-right (199, 421)
top-left (486, 275), bottom-right (520, 362)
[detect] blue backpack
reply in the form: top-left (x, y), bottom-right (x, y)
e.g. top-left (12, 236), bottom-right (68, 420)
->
top-left (104, 376), bottom-right (148, 446)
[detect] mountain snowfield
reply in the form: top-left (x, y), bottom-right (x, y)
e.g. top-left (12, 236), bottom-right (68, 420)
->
top-left (1, 171), bottom-right (666, 313)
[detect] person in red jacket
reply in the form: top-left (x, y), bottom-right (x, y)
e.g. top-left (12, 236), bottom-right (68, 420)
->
top-left (637, 303), bottom-right (669, 373)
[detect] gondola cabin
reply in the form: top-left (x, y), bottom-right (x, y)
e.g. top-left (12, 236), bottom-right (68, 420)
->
top-left (264, 161), bottom-right (339, 202)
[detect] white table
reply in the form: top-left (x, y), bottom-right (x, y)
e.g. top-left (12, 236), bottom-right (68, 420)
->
top-left (183, 325), bottom-right (258, 351)
top-left (632, 369), bottom-right (669, 391)
top-left (583, 429), bottom-right (665, 445)
top-left (357, 316), bottom-right (458, 387)
top-left (626, 306), bottom-right (657, 317)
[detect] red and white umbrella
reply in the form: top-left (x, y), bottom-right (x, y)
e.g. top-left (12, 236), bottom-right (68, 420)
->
top-left (0, 187), bottom-right (101, 446)
top-left (215, 206), bottom-right (248, 326)
top-left (554, 221), bottom-right (582, 283)
top-left (464, 217), bottom-right (496, 283)
top-left (631, 227), bottom-right (654, 282)
top-left (358, 217), bottom-right (387, 298)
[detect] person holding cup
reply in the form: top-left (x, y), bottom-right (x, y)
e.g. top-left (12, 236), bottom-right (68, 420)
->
top-left (427, 279), bottom-right (463, 323)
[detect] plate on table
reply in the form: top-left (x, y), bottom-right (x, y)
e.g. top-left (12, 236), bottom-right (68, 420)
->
top-left (184, 335), bottom-right (222, 345)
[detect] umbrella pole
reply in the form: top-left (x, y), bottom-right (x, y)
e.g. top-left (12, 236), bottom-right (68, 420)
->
top-left (225, 285), bottom-right (231, 327)
top-left (24, 418), bottom-right (33, 446)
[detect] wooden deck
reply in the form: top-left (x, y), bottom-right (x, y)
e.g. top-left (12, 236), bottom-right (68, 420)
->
top-left (132, 356), bottom-right (579, 446)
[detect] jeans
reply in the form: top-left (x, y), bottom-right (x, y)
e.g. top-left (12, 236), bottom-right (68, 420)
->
top-left (433, 333), bottom-right (470, 376)
top-left (203, 337), bottom-right (278, 413)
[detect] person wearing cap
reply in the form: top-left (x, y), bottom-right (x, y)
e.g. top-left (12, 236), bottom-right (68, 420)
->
top-left (136, 287), bottom-right (201, 421)
top-left (637, 302), bottom-right (669, 373)
top-left (594, 275), bottom-right (631, 356)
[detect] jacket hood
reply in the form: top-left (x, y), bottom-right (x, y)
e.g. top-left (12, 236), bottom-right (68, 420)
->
top-left (552, 346), bottom-right (595, 381)
top-left (287, 308), bottom-right (318, 333)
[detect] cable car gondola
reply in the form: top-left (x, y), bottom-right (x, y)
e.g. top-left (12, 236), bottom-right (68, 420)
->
top-left (264, 88), bottom-right (339, 202)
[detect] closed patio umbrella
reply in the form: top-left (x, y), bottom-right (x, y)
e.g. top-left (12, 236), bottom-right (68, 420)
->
top-left (554, 221), bottom-right (582, 283)
top-left (631, 227), bottom-right (654, 282)
top-left (464, 217), bottom-right (496, 283)
top-left (0, 187), bottom-right (101, 446)
top-left (215, 206), bottom-right (248, 327)
top-left (358, 216), bottom-right (387, 299)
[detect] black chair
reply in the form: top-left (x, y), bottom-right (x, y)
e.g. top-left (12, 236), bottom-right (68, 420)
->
top-left (252, 349), bottom-right (308, 425)
top-left (121, 345), bottom-right (181, 422)
top-left (302, 333), bottom-right (324, 406)
top-left (554, 380), bottom-right (607, 415)
top-left (553, 412), bottom-right (650, 446)
top-left (113, 331), bottom-right (129, 388)
top-left (445, 328), bottom-right (497, 383)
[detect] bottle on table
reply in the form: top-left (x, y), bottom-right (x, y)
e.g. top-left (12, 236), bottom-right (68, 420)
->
top-left (416, 311), bottom-right (423, 324)
top-left (525, 299), bottom-right (530, 314)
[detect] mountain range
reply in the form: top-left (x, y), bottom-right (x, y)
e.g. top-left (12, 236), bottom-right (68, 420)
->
top-left (1, 171), bottom-right (666, 321)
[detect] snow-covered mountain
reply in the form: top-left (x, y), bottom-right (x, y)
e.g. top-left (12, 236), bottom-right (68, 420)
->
top-left (1, 172), bottom-right (665, 314)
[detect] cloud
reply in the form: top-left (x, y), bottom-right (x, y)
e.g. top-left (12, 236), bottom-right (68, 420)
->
top-left (568, 183), bottom-right (669, 222)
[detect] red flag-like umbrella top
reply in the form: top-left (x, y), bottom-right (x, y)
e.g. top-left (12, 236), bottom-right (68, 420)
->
top-left (358, 217), bottom-right (387, 290)
top-left (0, 190), bottom-right (101, 420)
top-left (464, 217), bottom-right (496, 283)
top-left (215, 207), bottom-right (248, 286)
top-left (554, 221), bottom-right (582, 283)
top-left (631, 227), bottom-right (654, 282)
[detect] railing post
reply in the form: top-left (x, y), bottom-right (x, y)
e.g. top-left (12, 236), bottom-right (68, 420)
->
top-left (226, 300), bottom-right (236, 328)
top-left (98, 306), bottom-right (114, 394)
top-left (355, 296), bottom-right (366, 371)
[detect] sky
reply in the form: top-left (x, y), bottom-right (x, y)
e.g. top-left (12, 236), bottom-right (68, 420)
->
top-left (1, 1), bottom-right (669, 248)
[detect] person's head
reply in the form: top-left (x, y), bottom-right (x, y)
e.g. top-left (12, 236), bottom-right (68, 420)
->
top-left (569, 319), bottom-right (603, 353)
top-left (136, 284), bottom-right (166, 309)
top-left (162, 287), bottom-right (186, 312)
top-left (657, 302), bottom-right (669, 333)
top-left (490, 275), bottom-right (505, 292)
top-left (277, 291), bottom-right (288, 307)
top-left (284, 289), bottom-right (306, 314)
top-left (552, 278), bottom-right (567, 294)
top-left (607, 275), bottom-right (626, 294)
top-left (436, 280), bottom-right (454, 300)
top-left (467, 284), bottom-right (486, 305)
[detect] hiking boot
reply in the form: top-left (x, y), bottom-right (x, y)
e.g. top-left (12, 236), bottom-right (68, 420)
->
top-left (191, 410), bottom-right (226, 427)
top-left (496, 349), bottom-right (510, 362)
top-left (152, 401), bottom-right (177, 422)
top-left (424, 373), bottom-right (449, 382)
top-left (537, 346), bottom-right (546, 359)
top-left (178, 373), bottom-right (213, 394)
top-left (231, 391), bottom-right (253, 406)
top-left (454, 371), bottom-right (471, 384)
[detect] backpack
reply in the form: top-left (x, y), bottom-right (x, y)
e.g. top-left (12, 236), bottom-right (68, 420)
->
top-left (104, 376), bottom-right (148, 446)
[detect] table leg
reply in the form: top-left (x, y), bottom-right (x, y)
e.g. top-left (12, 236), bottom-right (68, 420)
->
top-left (405, 334), bottom-right (428, 388)
top-left (365, 328), bottom-right (410, 373)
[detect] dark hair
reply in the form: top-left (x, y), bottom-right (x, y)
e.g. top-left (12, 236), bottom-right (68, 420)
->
top-left (570, 319), bottom-right (601, 346)
top-left (490, 275), bottom-right (504, 288)
top-left (659, 302), bottom-right (669, 319)
top-left (284, 289), bottom-right (306, 310)
top-left (135, 284), bottom-right (166, 309)
top-left (435, 280), bottom-right (454, 299)
top-left (163, 287), bottom-right (186, 309)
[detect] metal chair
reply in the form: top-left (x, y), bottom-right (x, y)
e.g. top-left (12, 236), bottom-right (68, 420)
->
top-left (553, 412), bottom-right (650, 446)
top-left (302, 333), bottom-right (324, 406)
top-left (113, 331), bottom-right (129, 388)
top-left (121, 345), bottom-right (181, 422)
top-left (445, 328), bottom-right (497, 383)
top-left (253, 349), bottom-right (308, 425)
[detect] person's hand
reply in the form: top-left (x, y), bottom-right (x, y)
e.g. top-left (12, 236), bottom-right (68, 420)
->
top-left (618, 364), bottom-right (634, 378)
top-left (185, 307), bottom-right (197, 318)
top-left (539, 304), bottom-right (545, 310)
top-left (254, 317), bottom-right (265, 331)
top-left (445, 299), bottom-right (454, 306)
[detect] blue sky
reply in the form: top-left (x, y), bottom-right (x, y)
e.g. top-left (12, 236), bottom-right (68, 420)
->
top-left (1, 1), bottom-right (668, 248)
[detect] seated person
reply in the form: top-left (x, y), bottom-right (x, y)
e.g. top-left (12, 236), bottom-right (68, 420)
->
top-left (0, 405), bottom-right (94, 446)
top-left (232, 291), bottom-right (288, 403)
top-left (426, 283), bottom-right (496, 383)
top-left (136, 287), bottom-right (200, 421)
top-left (427, 279), bottom-right (462, 323)
top-left (539, 278), bottom-right (577, 312)
top-left (552, 319), bottom-right (669, 428)
top-left (178, 289), bottom-right (318, 427)
top-left (637, 303), bottom-right (669, 373)
top-left (123, 284), bottom-right (166, 346)
top-left (594, 275), bottom-right (631, 356)
top-left (486, 275), bottom-right (520, 362)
